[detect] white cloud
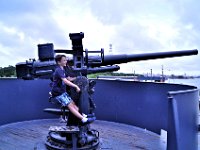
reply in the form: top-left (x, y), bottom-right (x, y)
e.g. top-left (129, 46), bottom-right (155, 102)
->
top-left (0, 0), bottom-right (199, 75)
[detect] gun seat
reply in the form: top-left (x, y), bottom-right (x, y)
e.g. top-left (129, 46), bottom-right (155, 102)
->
top-left (44, 96), bottom-right (69, 120)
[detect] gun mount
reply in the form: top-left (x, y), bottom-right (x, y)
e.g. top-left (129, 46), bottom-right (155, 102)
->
top-left (15, 32), bottom-right (198, 150)
top-left (16, 32), bottom-right (198, 79)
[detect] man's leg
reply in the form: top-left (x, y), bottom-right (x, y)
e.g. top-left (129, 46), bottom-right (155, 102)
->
top-left (71, 101), bottom-right (79, 111)
top-left (57, 93), bottom-right (95, 124)
top-left (68, 102), bottom-right (83, 120)
top-left (68, 102), bottom-right (96, 124)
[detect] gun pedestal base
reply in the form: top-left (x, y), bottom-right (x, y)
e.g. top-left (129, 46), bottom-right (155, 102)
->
top-left (45, 126), bottom-right (99, 150)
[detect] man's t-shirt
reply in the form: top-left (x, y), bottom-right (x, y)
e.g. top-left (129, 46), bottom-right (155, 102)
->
top-left (51, 66), bottom-right (68, 97)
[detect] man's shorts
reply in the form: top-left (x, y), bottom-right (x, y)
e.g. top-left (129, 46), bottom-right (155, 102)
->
top-left (55, 92), bottom-right (72, 106)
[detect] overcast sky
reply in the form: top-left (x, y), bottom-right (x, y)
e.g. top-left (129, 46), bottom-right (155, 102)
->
top-left (0, 0), bottom-right (199, 75)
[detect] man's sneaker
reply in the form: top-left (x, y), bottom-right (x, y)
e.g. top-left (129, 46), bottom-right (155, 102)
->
top-left (82, 117), bottom-right (96, 125)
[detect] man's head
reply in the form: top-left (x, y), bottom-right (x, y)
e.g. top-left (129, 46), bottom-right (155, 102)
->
top-left (55, 55), bottom-right (67, 67)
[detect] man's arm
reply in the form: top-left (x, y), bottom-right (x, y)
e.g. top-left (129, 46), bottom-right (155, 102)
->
top-left (61, 78), bottom-right (80, 93)
top-left (66, 76), bottom-right (76, 82)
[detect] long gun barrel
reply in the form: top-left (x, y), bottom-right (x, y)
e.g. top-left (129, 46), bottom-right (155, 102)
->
top-left (88, 49), bottom-right (198, 67)
top-left (15, 32), bottom-right (198, 79)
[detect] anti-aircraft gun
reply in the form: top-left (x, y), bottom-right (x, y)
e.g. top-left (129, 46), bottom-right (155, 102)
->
top-left (16, 32), bottom-right (198, 150)
top-left (16, 32), bottom-right (198, 80)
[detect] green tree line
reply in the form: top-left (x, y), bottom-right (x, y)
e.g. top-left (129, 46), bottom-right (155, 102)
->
top-left (0, 66), bottom-right (16, 77)
top-left (0, 65), bottom-right (197, 79)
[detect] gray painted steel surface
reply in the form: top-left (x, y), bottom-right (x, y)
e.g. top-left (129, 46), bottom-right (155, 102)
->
top-left (93, 79), bottom-right (197, 134)
top-left (0, 78), bottom-right (55, 125)
top-left (0, 119), bottom-right (167, 150)
top-left (167, 89), bottom-right (199, 150)
top-left (0, 78), bottom-right (199, 150)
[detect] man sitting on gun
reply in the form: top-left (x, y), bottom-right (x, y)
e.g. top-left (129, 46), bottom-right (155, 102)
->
top-left (51, 54), bottom-right (96, 124)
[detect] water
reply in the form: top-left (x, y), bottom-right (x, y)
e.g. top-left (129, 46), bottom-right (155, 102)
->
top-left (167, 78), bottom-right (200, 89)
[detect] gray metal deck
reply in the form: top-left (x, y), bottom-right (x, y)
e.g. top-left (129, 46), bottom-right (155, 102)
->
top-left (0, 79), bottom-right (199, 149)
top-left (0, 119), bottom-right (167, 150)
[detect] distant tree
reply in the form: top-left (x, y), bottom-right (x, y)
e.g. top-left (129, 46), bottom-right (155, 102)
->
top-left (0, 67), bottom-right (3, 77)
top-left (0, 65), bottom-right (16, 77)
top-left (177, 75), bottom-right (184, 79)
